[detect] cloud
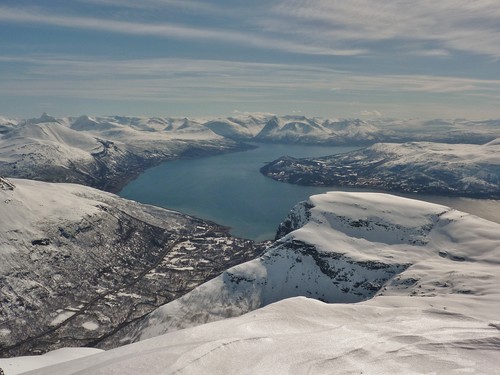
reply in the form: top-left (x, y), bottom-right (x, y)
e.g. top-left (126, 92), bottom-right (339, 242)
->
top-left (6, 2), bottom-right (498, 61)
top-left (2, 55), bottom-right (500, 102)
top-left (270, 0), bottom-right (500, 58)
top-left (0, 6), bottom-right (364, 56)
top-left (359, 110), bottom-right (382, 117)
top-left (77, 0), bottom-right (215, 12)
top-left (409, 49), bottom-right (451, 57)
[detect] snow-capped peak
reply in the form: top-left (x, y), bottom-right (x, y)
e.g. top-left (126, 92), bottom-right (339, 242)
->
top-left (28, 113), bottom-right (59, 124)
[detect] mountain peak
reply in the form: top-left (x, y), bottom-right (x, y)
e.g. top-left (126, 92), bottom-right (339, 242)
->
top-left (30, 112), bottom-right (58, 124)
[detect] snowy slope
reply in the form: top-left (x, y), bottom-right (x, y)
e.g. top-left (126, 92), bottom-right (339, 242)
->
top-left (0, 119), bottom-right (102, 165)
top-left (262, 141), bottom-right (500, 198)
top-left (254, 115), bottom-right (333, 143)
top-left (17, 191), bottom-right (500, 374)
top-left (204, 118), bottom-right (256, 140)
top-left (19, 297), bottom-right (500, 375)
top-left (322, 118), bottom-right (383, 142)
top-left (0, 348), bottom-right (102, 375)
top-left (0, 178), bottom-right (264, 357)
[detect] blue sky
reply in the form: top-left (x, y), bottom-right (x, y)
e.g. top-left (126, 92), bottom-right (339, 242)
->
top-left (1, 0), bottom-right (500, 119)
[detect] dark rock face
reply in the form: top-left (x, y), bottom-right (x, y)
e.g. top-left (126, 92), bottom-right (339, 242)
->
top-left (0, 177), bottom-right (15, 191)
top-left (275, 201), bottom-right (313, 240)
top-left (273, 240), bottom-right (410, 301)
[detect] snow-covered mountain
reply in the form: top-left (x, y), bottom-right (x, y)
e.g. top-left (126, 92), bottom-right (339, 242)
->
top-left (261, 141), bottom-right (500, 198)
top-left (252, 116), bottom-right (499, 145)
top-left (254, 115), bottom-right (333, 143)
top-left (0, 114), bottom-right (249, 192)
top-left (204, 118), bottom-right (258, 140)
top-left (0, 177), bottom-right (266, 357)
top-left (253, 116), bottom-right (385, 144)
top-left (370, 117), bottom-right (500, 144)
top-left (11, 191), bottom-right (500, 374)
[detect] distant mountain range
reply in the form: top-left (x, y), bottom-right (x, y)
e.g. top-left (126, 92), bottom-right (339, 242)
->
top-left (1, 113), bottom-right (499, 194)
top-left (0, 114), bottom-right (254, 193)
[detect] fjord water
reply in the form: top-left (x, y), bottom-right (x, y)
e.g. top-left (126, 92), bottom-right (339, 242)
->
top-left (120, 143), bottom-right (500, 241)
top-left (120, 144), bottom-right (359, 240)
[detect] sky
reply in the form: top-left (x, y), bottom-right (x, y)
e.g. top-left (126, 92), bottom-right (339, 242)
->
top-left (1, 0), bottom-right (500, 119)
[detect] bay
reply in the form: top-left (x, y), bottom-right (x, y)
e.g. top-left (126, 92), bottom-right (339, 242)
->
top-left (119, 143), bottom-right (500, 241)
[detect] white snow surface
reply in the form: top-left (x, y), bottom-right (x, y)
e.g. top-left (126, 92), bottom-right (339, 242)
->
top-left (0, 178), bottom-right (108, 259)
top-left (18, 192), bottom-right (500, 374)
top-left (0, 348), bottom-right (103, 375)
top-left (369, 141), bottom-right (500, 166)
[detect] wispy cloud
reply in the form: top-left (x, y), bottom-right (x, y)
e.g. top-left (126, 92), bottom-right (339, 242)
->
top-left (0, 6), bottom-right (364, 56)
top-left (2, 55), bottom-right (500, 100)
top-left (2, 0), bottom-right (499, 119)
top-left (77, 0), bottom-right (216, 12)
top-left (270, 0), bottom-right (500, 58)
top-left (359, 110), bottom-right (382, 117)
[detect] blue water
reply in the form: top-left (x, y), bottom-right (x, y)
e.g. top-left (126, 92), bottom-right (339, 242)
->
top-left (119, 144), bottom-right (359, 241)
top-left (119, 143), bottom-right (500, 241)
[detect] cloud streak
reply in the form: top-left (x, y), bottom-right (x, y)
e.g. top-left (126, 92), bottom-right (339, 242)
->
top-left (270, 0), bottom-right (500, 58)
top-left (2, 55), bottom-right (500, 99)
top-left (77, 0), bottom-right (216, 12)
top-left (0, 6), bottom-right (364, 56)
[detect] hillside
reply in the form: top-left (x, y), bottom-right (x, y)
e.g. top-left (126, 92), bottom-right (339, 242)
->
top-left (0, 114), bottom-right (249, 193)
top-left (0, 178), bottom-right (266, 357)
top-left (261, 141), bottom-right (500, 198)
top-left (10, 191), bottom-right (500, 374)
